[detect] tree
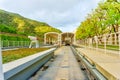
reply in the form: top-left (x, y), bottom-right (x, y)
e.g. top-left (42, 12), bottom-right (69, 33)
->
top-left (76, 0), bottom-right (120, 40)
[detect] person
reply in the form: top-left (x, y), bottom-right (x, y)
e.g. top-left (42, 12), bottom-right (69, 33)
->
top-left (28, 36), bottom-right (39, 48)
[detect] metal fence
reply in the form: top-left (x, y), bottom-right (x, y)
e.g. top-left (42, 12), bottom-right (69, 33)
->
top-left (1, 41), bottom-right (30, 49)
top-left (76, 32), bottom-right (120, 51)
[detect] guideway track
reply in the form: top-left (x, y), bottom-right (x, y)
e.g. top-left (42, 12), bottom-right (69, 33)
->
top-left (30, 46), bottom-right (88, 80)
top-left (71, 46), bottom-right (107, 80)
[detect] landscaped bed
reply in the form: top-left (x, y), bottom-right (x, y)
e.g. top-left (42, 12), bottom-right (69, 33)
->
top-left (98, 45), bottom-right (119, 51)
top-left (2, 48), bottom-right (50, 64)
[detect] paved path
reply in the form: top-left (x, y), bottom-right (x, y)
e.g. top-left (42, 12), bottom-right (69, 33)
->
top-left (31, 46), bottom-right (88, 80)
top-left (77, 47), bottom-right (120, 80)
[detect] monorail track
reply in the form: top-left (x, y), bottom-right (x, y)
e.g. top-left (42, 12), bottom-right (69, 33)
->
top-left (29, 46), bottom-right (88, 80)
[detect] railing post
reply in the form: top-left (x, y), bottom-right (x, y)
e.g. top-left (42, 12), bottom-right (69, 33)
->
top-left (118, 33), bottom-right (120, 55)
top-left (24, 41), bottom-right (25, 47)
top-left (25, 41), bottom-right (27, 47)
top-left (104, 34), bottom-right (106, 52)
top-left (27, 41), bottom-right (29, 47)
top-left (119, 33), bottom-right (120, 54)
top-left (118, 27), bottom-right (120, 55)
top-left (86, 39), bottom-right (88, 48)
top-left (13, 41), bottom-right (15, 48)
top-left (84, 39), bottom-right (87, 48)
top-left (17, 41), bottom-right (19, 47)
top-left (89, 38), bottom-right (92, 49)
top-left (114, 33), bottom-right (117, 45)
top-left (21, 41), bottom-right (23, 48)
top-left (1, 41), bottom-right (3, 49)
top-left (110, 34), bottom-right (112, 45)
top-left (94, 36), bottom-right (98, 50)
top-left (23, 41), bottom-right (25, 47)
top-left (89, 38), bottom-right (90, 48)
top-left (8, 41), bottom-right (9, 48)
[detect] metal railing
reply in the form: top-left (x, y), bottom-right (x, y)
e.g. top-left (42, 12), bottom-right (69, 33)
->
top-left (1, 41), bottom-right (30, 49)
top-left (76, 32), bottom-right (120, 52)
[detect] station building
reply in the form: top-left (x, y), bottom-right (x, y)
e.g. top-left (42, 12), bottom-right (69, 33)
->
top-left (44, 32), bottom-right (75, 46)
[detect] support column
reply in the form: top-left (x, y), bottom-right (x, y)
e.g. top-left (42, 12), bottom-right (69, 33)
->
top-left (49, 37), bottom-right (50, 44)
top-left (74, 34), bottom-right (76, 44)
top-left (60, 34), bottom-right (62, 46)
top-left (44, 34), bottom-right (46, 45)
top-left (58, 34), bottom-right (60, 45)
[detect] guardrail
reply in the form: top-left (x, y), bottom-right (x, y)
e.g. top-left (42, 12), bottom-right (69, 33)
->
top-left (71, 46), bottom-right (107, 80)
top-left (3, 48), bottom-right (56, 80)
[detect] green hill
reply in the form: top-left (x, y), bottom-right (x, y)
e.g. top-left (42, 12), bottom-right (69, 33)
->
top-left (0, 9), bottom-right (61, 38)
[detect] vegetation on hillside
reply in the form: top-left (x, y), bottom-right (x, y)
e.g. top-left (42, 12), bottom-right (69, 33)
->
top-left (1, 34), bottom-right (29, 41)
top-left (0, 9), bottom-right (61, 40)
top-left (76, 0), bottom-right (120, 40)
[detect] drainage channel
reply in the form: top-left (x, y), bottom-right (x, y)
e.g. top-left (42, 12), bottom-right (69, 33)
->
top-left (29, 46), bottom-right (88, 80)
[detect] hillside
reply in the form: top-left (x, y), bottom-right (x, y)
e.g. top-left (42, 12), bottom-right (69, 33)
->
top-left (0, 9), bottom-right (61, 38)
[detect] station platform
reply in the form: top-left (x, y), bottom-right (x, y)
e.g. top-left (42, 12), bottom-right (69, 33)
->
top-left (76, 47), bottom-right (120, 80)
top-left (30, 46), bottom-right (88, 80)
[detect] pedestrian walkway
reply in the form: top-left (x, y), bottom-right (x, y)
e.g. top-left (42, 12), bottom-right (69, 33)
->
top-left (30, 46), bottom-right (88, 80)
top-left (76, 47), bottom-right (120, 80)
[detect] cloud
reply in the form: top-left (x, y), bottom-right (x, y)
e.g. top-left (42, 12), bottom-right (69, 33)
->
top-left (0, 0), bottom-right (101, 32)
top-left (0, 0), bottom-right (80, 13)
top-left (57, 22), bottom-right (80, 32)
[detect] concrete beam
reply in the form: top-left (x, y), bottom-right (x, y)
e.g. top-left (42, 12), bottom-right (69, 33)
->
top-left (3, 48), bottom-right (56, 80)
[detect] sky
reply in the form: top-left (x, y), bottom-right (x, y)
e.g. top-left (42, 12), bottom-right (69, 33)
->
top-left (0, 0), bottom-right (102, 32)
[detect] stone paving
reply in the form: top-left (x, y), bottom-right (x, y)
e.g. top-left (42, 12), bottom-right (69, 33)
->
top-left (77, 47), bottom-right (120, 80)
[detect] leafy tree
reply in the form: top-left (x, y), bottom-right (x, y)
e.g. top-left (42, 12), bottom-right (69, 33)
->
top-left (76, 0), bottom-right (120, 40)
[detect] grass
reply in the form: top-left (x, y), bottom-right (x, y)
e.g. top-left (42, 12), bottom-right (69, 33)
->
top-left (93, 44), bottom-right (119, 51)
top-left (2, 48), bottom-right (50, 64)
top-left (98, 45), bottom-right (119, 51)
